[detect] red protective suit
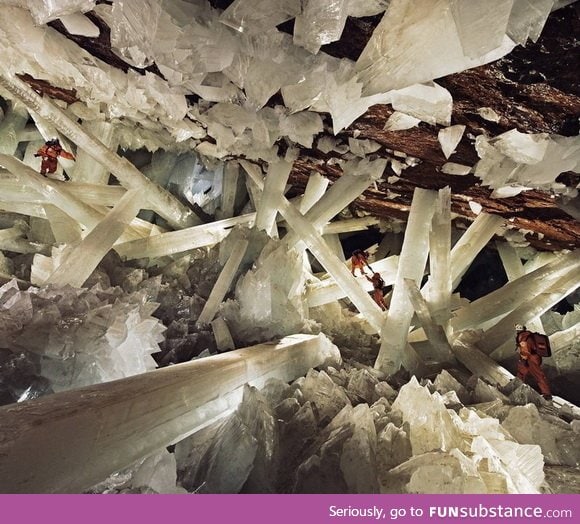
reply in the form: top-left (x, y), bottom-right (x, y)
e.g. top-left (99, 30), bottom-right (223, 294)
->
top-left (516, 331), bottom-right (551, 397)
top-left (367, 273), bottom-right (386, 311)
top-left (35, 143), bottom-right (75, 176)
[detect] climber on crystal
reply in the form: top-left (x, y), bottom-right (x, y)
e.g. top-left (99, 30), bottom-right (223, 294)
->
top-left (515, 324), bottom-right (552, 400)
top-left (366, 272), bottom-right (387, 311)
top-left (34, 138), bottom-right (75, 180)
top-left (351, 249), bottom-right (370, 276)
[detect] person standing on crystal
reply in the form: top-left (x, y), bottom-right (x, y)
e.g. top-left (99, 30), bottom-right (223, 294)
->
top-left (515, 324), bottom-right (552, 400)
top-left (366, 272), bottom-right (387, 311)
top-left (34, 138), bottom-right (75, 181)
top-left (351, 249), bottom-right (370, 276)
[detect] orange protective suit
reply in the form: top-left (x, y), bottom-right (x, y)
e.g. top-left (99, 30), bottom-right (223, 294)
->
top-left (516, 331), bottom-right (551, 397)
top-left (35, 143), bottom-right (75, 176)
top-left (351, 251), bottom-right (368, 276)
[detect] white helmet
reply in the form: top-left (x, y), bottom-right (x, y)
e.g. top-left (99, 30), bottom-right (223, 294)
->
top-left (515, 324), bottom-right (526, 331)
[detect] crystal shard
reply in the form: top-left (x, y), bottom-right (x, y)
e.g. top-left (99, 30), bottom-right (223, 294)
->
top-left (220, 0), bottom-right (301, 34)
top-left (438, 125), bottom-right (466, 159)
top-left (356, 0), bottom-right (517, 95)
top-left (294, 0), bottom-right (349, 54)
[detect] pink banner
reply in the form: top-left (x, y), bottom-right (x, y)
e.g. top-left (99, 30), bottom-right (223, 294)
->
top-left (2, 494), bottom-right (579, 524)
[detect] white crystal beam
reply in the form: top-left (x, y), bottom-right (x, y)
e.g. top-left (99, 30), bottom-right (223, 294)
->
top-left (451, 333), bottom-right (515, 388)
top-left (72, 121), bottom-right (117, 184)
top-left (0, 73), bottom-right (198, 229)
top-left (299, 172), bottom-right (330, 214)
top-left (0, 100), bottom-right (28, 155)
top-left (438, 125), bottom-right (466, 159)
top-left (282, 158), bottom-right (387, 248)
top-left (114, 212), bottom-right (257, 260)
top-left (242, 162), bottom-right (385, 331)
top-left (306, 255), bottom-right (399, 308)
top-left (254, 160), bottom-right (292, 236)
top-left (211, 317), bottom-right (235, 352)
top-left (196, 238), bottom-right (249, 326)
top-left (451, 251), bottom-right (580, 332)
top-left (426, 187), bottom-right (452, 323)
top-left (449, 213), bottom-right (505, 290)
top-left (404, 279), bottom-right (454, 362)
top-left (45, 189), bottom-right (143, 288)
top-left (218, 161), bottom-right (239, 219)
top-left (375, 188), bottom-right (438, 375)
top-left (482, 271), bottom-right (580, 358)
top-left (321, 217), bottom-right (381, 235)
top-left (496, 240), bottom-right (544, 333)
top-left (0, 236), bottom-right (49, 255)
top-left (0, 334), bottom-right (340, 493)
top-left (0, 178), bottom-right (125, 207)
top-left (0, 154), bottom-right (104, 230)
top-left (44, 205), bottom-right (82, 244)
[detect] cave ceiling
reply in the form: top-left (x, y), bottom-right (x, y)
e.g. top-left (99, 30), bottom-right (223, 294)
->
top-left (11, 1), bottom-right (580, 251)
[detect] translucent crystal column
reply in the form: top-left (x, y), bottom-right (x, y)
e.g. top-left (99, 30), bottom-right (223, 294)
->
top-left (46, 189), bottom-right (143, 288)
top-left (0, 73), bottom-right (197, 229)
top-left (375, 188), bottom-right (437, 375)
top-left (451, 251), bottom-right (580, 332)
top-left (243, 163), bottom-right (385, 331)
top-left (0, 333), bottom-right (340, 493)
top-left (72, 120), bottom-right (117, 185)
top-left (196, 238), bottom-right (249, 326)
top-left (324, 233), bottom-right (345, 261)
top-left (496, 240), bottom-right (544, 333)
top-left (114, 212), bottom-right (257, 260)
top-left (404, 279), bottom-right (454, 362)
top-left (426, 187), bottom-right (452, 323)
top-left (254, 160), bottom-right (292, 237)
top-left (449, 213), bottom-right (505, 289)
top-left (321, 217), bottom-right (380, 235)
top-left (451, 332), bottom-right (515, 389)
top-left (0, 154), bottom-right (104, 230)
top-left (299, 172), bottom-right (329, 214)
top-left (282, 158), bottom-right (387, 248)
top-left (211, 317), bottom-right (235, 352)
top-left (0, 100), bottom-right (28, 155)
top-left (217, 161), bottom-right (239, 220)
top-left (483, 271), bottom-right (580, 359)
top-left (44, 205), bottom-right (82, 244)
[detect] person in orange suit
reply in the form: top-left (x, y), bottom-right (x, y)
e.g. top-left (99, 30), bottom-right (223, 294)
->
top-left (366, 272), bottom-right (386, 311)
top-left (34, 138), bottom-right (75, 180)
top-left (515, 324), bottom-right (552, 400)
top-left (351, 249), bottom-right (370, 276)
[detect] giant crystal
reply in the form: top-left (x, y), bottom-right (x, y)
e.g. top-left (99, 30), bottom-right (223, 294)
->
top-left (375, 188), bottom-right (437, 375)
top-left (356, 0), bottom-right (519, 95)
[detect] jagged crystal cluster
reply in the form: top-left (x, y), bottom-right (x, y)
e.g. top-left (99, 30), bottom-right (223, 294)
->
top-left (106, 367), bottom-right (579, 494)
top-left (0, 278), bottom-right (164, 394)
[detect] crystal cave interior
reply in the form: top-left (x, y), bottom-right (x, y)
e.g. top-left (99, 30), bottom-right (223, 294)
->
top-left (0, 0), bottom-right (579, 494)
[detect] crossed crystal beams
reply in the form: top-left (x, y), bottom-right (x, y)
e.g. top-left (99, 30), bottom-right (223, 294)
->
top-left (0, 334), bottom-right (340, 493)
top-left (240, 160), bottom-right (385, 331)
top-left (0, 72), bottom-right (198, 229)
